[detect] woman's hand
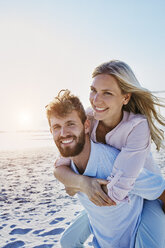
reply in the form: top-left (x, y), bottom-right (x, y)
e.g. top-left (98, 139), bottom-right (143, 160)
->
top-left (54, 163), bottom-right (115, 207)
top-left (80, 176), bottom-right (116, 207)
top-left (159, 190), bottom-right (165, 214)
top-left (65, 186), bottom-right (78, 196)
top-left (54, 157), bottom-right (71, 167)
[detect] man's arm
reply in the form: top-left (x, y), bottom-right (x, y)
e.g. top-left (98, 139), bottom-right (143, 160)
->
top-left (54, 165), bottom-right (115, 206)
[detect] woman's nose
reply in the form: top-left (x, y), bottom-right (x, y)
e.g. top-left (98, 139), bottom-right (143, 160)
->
top-left (93, 93), bottom-right (102, 104)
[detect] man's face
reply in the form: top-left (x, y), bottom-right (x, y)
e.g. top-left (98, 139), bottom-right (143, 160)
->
top-left (50, 110), bottom-right (87, 157)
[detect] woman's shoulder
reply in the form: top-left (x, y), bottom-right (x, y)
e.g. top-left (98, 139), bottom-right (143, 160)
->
top-left (123, 111), bottom-right (148, 127)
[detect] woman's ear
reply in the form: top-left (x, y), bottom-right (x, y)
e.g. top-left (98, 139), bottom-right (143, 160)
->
top-left (84, 119), bottom-right (91, 134)
top-left (123, 93), bottom-right (131, 105)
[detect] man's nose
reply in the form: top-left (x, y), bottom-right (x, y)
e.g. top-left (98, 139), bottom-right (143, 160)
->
top-left (60, 127), bottom-right (68, 137)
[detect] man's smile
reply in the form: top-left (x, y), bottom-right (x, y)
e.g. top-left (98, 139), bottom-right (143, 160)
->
top-left (60, 138), bottom-right (74, 145)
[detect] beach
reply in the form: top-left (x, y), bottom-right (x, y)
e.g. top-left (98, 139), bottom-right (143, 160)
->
top-left (0, 131), bottom-right (165, 248)
top-left (0, 132), bottom-right (92, 248)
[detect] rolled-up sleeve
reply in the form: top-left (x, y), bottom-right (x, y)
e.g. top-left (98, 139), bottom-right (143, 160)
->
top-left (107, 120), bottom-right (151, 204)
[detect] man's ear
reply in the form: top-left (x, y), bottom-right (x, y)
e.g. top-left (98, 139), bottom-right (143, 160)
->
top-left (50, 127), bottom-right (52, 134)
top-left (123, 93), bottom-right (131, 105)
top-left (84, 119), bottom-right (90, 134)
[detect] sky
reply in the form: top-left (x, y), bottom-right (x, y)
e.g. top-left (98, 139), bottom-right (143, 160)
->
top-left (0, 0), bottom-right (165, 131)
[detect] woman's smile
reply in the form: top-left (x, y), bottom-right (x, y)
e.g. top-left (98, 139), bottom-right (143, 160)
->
top-left (89, 74), bottom-right (127, 127)
top-left (93, 105), bottom-right (109, 113)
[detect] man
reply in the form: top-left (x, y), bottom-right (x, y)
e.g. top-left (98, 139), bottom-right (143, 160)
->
top-left (46, 89), bottom-right (165, 248)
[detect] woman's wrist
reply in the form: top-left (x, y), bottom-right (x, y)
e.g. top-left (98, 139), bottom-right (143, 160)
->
top-left (159, 190), bottom-right (165, 203)
top-left (78, 175), bottom-right (89, 193)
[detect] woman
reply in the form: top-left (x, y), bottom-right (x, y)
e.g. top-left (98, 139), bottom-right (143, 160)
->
top-left (54, 60), bottom-right (165, 247)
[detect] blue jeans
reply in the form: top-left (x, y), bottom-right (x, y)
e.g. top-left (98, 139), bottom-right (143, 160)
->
top-left (60, 210), bottom-right (91, 248)
top-left (135, 199), bottom-right (165, 248)
top-left (60, 200), bottom-right (165, 248)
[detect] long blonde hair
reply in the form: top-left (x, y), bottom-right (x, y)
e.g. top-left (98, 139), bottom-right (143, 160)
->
top-left (92, 60), bottom-right (165, 150)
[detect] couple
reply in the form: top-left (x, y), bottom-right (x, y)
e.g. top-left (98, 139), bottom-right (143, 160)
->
top-left (46, 60), bottom-right (165, 247)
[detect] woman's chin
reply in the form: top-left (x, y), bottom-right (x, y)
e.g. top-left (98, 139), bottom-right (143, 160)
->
top-left (93, 112), bottom-right (105, 121)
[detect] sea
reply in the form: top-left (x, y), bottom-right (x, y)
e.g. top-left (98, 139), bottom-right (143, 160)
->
top-left (0, 131), bottom-right (54, 151)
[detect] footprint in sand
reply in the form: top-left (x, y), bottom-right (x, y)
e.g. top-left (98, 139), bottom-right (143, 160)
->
top-left (32, 244), bottom-right (54, 248)
top-left (32, 229), bottom-right (45, 235)
top-left (50, 217), bottom-right (65, 225)
top-left (2, 240), bottom-right (25, 248)
top-left (9, 228), bottom-right (32, 235)
top-left (40, 228), bottom-right (64, 236)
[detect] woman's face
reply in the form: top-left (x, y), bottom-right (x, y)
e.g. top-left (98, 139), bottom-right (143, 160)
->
top-left (89, 74), bottom-right (130, 126)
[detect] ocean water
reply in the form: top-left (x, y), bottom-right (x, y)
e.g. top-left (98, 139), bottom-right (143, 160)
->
top-left (0, 131), bottom-right (54, 151)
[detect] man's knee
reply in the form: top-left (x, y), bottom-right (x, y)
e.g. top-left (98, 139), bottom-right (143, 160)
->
top-left (60, 231), bottom-right (85, 248)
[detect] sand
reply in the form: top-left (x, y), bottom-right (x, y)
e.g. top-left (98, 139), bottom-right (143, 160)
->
top-left (0, 145), bottom-right (165, 248)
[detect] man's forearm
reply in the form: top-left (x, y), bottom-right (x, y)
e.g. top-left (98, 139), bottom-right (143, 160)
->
top-left (54, 165), bottom-right (115, 206)
top-left (54, 165), bottom-right (84, 190)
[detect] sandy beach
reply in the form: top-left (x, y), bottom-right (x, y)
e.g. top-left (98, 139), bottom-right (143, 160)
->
top-left (0, 132), bottom-right (165, 248)
top-left (0, 133), bottom-right (93, 248)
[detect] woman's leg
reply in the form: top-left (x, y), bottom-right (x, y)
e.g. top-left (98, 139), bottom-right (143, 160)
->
top-left (135, 199), bottom-right (165, 248)
top-left (60, 210), bottom-right (91, 248)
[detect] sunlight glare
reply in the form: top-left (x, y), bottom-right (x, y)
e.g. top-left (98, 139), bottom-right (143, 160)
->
top-left (18, 112), bottom-right (33, 130)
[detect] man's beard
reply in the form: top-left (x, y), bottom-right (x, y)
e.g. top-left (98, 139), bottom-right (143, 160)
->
top-left (55, 129), bottom-right (85, 157)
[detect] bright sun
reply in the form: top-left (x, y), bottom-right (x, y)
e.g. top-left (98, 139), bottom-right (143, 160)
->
top-left (18, 112), bottom-right (33, 129)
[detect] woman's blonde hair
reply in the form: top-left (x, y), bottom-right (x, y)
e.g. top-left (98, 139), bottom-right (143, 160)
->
top-left (92, 60), bottom-right (165, 150)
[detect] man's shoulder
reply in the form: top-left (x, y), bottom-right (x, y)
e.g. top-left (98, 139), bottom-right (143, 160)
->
top-left (91, 141), bottom-right (120, 160)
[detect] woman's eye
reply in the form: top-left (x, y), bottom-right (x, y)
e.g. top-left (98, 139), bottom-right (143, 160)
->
top-left (104, 92), bottom-right (112, 95)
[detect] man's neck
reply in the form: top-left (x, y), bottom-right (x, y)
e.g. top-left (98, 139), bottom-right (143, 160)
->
top-left (71, 136), bottom-right (91, 174)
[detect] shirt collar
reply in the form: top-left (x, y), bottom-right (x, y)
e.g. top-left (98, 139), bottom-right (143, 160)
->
top-left (71, 140), bottom-right (98, 177)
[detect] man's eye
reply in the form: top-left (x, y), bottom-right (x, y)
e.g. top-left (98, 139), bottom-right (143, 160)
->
top-left (53, 126), bottom-right (60, 130)
top-left (90, 87), bottom-right (96, 92)
top-left (68, 123), bottom-right (75, 126)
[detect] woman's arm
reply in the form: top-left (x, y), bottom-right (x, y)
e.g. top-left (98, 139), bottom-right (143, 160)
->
top-left (106, 119), bottom-right (151, 204)
top-left (54, 165), bottom-right (115, 206)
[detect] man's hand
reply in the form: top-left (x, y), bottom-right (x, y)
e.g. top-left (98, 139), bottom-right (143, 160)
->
top-left (80, 177), bottom-right (116, 207)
